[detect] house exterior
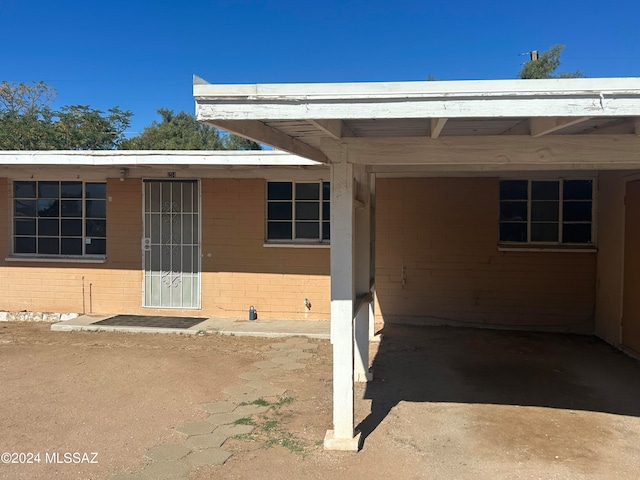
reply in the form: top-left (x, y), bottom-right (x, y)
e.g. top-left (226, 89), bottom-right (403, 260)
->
top-left (0, 151), bottom-right (332, 322)
top-left (1, 77), bottom-right (639, 451)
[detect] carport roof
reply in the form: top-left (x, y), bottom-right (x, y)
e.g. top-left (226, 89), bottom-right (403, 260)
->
top-left (194, 77), bottom-right (640, 165)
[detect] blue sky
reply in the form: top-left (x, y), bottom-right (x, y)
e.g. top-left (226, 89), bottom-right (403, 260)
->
top-left (1, 0), bottom-right (639, 136)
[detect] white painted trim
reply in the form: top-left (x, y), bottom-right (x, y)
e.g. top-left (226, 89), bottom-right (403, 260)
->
top-left (0, 150), bottom-right (319, 167)
top-left (263, 243), bottom-right (329, 248)
top-left (497, 247), bottom-right (597, 253)
top-left (5, 255), bottom-right (107, 263)
top-left (194, 77), bottom-right (640, 100)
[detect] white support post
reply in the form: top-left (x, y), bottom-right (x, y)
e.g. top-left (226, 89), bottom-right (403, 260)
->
top-left (324, 156), bottom-right (361, 451)
top-left (369, 173), bottom-right (377, 341)
top-left (354, 165), bottom-right (373, 383)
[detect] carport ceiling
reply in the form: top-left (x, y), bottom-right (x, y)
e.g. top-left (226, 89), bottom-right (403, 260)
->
top-left (194, 77), bottom-right (640, 164)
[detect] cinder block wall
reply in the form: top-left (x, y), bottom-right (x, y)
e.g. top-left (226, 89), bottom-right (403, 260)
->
top-left (0, 178), bottom-right (330, 320)
top-left (375, 177), bottom-right (597, 332)
top-left (200, 178), bottom-right (330, 320)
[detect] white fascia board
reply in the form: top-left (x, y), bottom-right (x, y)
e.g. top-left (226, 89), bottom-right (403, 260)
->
top-left (0, 150), bottom-right (320, 167)
top-left (194, 77), bottom-right (640, 120)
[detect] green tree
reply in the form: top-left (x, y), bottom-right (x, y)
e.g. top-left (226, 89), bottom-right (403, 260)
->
top-left (119, 108), bottom-right (261, 150)
top-left (518, 45), bottom-right (585, 79)
top-left (0, 80), bottom-right (132, 150)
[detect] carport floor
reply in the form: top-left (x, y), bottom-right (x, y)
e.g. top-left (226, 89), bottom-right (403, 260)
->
top-left (356, 325), bottom-right (640, 478)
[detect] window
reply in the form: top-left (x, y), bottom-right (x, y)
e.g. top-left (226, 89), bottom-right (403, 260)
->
top-left (499, 179), bottom-right (593, 245)
top-left (13, 181), bottom-right (107, 256)
top-left (266, 181), bottom-right (330, 242)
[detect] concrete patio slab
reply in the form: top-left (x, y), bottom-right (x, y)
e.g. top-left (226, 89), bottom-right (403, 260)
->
top-left (205, 411), bottom-right (247, 425)
top-left (140, 460), bottom-right (190, 480)
top-left (51, 315), bottom-right (330, 339)
top-left (175, 421), bottom-right (216, 436)
top-left (185, 448), bottom-right (232, 467)
top-left (144, 444), bottom-right (190, 462)
top-left (185, 432), bottom-right (230, 450)
top-left (201, 401), bottom-right (238, 414)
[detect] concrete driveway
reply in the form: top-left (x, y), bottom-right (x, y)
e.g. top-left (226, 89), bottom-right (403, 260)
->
top-left (355, 325), bottom-right (640, 479)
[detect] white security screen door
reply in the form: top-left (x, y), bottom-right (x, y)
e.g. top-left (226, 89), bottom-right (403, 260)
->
top-left (143, 180), bottom-right (200, 308)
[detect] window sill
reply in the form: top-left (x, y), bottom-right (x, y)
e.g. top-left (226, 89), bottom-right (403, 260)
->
top-left (263, 242), bottom-right (330, 249)
top-left (5, 255), bottom-right (107, 264)
top-left (498, 244), bottom-right (596, 253)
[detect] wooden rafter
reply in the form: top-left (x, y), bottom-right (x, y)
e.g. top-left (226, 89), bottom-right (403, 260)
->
top-left (530, 117), bottom-right (592, 137)
top-left (430, 118), bottom-right (448, 138)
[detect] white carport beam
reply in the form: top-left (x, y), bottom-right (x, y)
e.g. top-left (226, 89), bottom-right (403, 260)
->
top-left (530, 117), bottom-right (591, 137)
top-left (320, 135), bottom-right (640, 169)
top-left (430, 118), bottom-right (448, 138)
top-left (197, 119), bottom-right (328, 164)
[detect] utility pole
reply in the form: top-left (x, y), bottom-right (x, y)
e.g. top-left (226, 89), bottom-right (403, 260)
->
top-left (530, 50), bottom-right (539, 61)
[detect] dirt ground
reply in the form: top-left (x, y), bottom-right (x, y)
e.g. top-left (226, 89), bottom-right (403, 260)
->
top-left (1, 322), bottom-right (640, 480)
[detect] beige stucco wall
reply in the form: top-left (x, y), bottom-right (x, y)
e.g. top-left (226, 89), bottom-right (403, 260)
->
top-left (374, 177), bottom-right (597, 332)
top-left (1, 175), bottom-right (603, 330)
top-left (0, 177), bottom-right (331, 320)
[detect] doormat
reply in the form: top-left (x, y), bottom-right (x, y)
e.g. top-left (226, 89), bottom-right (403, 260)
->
top-left (93, 315), bottom-right (207, 329)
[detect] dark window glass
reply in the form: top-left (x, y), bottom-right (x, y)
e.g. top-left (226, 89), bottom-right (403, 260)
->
top-left (15, 219), bottom-right (35, 235)
top-left (295, 183), bottom-right (320, 200)
top-left (61, 200), bottom-right (82, 217)
top-left (61, 238), bottom-right (83, 255)
top-left (15, 237), bottom-right (36, 254)
top-left (85, 182), bottom-right (106, 199)
top-left (15, 181), bottom-right (36, 198)
top-left (322, 222), bottom-right (330, 240)
top-left (500, 202), bottom-right (527, 221)
top-left (267, 182), bottom-right (292, 200)
top-left (85, 238), bottom-right (106, 255)
top-left (323, 202), bottom-right (330, 220)
top-left (37, 199), bottom-right (59, 217)
top-left (563, 202), bottom-right (592, 222)
top-left (531, 201), bottom-right (559, 222)
top-left (15, 200), bottom-right (36, 217)
top-left (296, 222), bottom-right (320, 239)
top-left (62, 219), bottom-right (83, 236)
top-left (85, 219), bottom-right (106, 237)
top-left (267, 222), bottom-right (292, 240)
top-left (38, 237), bottom-right (59, 255)
top-left (531, 223), bottom-right (559, 242)
top-left (296, 202), bottom-right (320, 220)
top-left (499, 180), bottom-right (528, 200)
top-left (86, 200), bottom-right (106, 218)
top-left (564, 180), bottom-right (592, 200)
top-left (323, 182), bottom-right (330, 201)
top-left (563, 224), bottom-right (591, 243)
top-left (267, 203), bottom-right (292, 221)
top-left (38, 219), bottom-right (59, 236)
top-left (500, 223), bottom-right (527, 242)
top-left (61, 181), bottom-right (82, 198)
top-left (38, 181), bottom-right (59, 198)
top-left (532, 181), bottom-right (559, 200)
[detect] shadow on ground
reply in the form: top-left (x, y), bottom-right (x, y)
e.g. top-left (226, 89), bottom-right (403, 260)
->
top-left (356, 325), bottom-right (640, 446)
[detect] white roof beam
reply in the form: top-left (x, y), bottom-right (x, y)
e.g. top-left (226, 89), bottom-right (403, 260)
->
top-left (430, 118), bottom-right (448, 138)
top-left (530, 117), bottom-right (592, 137)
top-left (202, 119), bottom-right (328, 164)
top-left (194, 78), bottom-right (640, 120)
top-left (320, 135), bottom-right (640, 169)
